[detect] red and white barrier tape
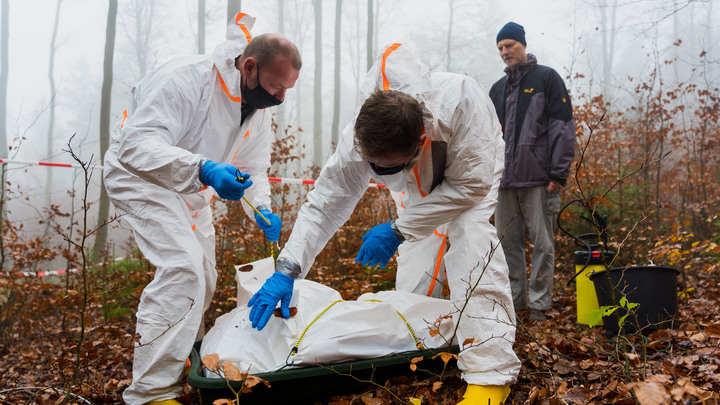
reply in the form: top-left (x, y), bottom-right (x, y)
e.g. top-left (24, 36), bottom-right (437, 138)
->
top-left (0, 268), bottom-right (80, 277)
top-left (0, 256), bottom-right (133, 277)
top-left (0, 159), bottom-right (387, 188)
top-left (0, 158), bottom-right (87, 170)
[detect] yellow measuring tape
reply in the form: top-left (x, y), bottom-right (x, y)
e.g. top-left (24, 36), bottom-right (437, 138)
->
top-left (235, 170), bottom-right (275, 262)
top-left (287, 299), bottom-right (422, 360)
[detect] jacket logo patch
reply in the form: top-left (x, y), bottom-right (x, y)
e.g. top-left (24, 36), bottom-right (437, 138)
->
top-left (523, 88), bottom-right (534, 93)
top-left (562, 97), bottom-right (567, 103)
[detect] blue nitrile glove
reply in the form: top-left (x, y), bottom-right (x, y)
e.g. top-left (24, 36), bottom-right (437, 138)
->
top-left (255, 209), bottom-right (281, 242)
top-left (247, 271), bottom-right (294, 330)
top-left (355, 221), bottom-right (402, 268)
top-left (199, 160), bottom-right (253, 200)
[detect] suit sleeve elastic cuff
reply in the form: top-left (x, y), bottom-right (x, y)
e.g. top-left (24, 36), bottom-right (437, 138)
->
top-left (390, 219), bottom-right (406, 243)
top-left (276, 257), bottom-right (302, 279)
top-left (198, 159), bottom-right (208, 184)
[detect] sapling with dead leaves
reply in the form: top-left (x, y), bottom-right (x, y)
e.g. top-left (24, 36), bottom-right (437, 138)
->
top-left (61, 134), bottom-right (102, 387)
top-left (565, 114), bottom-right (674, 385)
top-left (421, 238), bottom-right (516, 383)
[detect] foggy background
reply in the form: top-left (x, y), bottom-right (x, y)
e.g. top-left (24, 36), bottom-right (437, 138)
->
top-left (0, 0), bottom-right (717, 270)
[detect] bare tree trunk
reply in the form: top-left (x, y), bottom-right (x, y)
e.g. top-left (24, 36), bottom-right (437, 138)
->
top-left (287, 1), bottom-right (311, 134)
top-left (366, 0), bottom-right (373, 71)
top-left (0, 0), bottom-right (8, 269)
top-left (446, 0), bottom-right (454, 71)
top-left (599, 0), bottom-right (617, 100)
top-left (198, 0), bottom-right (206, 54)
top-left (331, 0), bottom-right (342, 149)
top-left (128, 0), bottom-right (155, 81)
top-left (275, 0), bottom-right (286, 140)
top-left (45, 0), bottom-right (63, 214)
top-left (313, 0), bottom-right (323, 166)
top-left (92, 0), bottom-right (118, 262)
top-left (700, 0), bottom-right (712, 203)
top-left (0, 0), bottom-right (8, 159)
top-left (227, 0), bottom-right (242, 22)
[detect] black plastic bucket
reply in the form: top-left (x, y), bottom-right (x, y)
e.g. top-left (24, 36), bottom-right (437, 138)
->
top-left (589, 266), bottom-right (679, 332)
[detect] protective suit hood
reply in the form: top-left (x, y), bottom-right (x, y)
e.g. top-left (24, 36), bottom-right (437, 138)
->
top-left (360, 44), bottom-right (435, 133)
top-left (212, 13), bottom-right (256, 102)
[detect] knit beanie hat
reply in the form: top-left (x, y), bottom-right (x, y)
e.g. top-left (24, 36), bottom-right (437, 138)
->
top-left (496, 22), bottom-right (526, 45)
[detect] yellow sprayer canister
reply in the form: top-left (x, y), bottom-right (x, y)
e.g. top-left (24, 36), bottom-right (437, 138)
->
top-left (574, 250), bottom-right (611, 325)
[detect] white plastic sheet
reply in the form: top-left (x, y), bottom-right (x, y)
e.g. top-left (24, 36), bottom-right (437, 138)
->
top-left (200, 258), bottom-right (457, 377)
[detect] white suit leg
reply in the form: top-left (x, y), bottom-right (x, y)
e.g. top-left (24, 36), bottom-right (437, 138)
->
top-left (118, 190), bottom-right (216, 405)
top-left (444, 185), bottom-right (521, 385)
top-left (396, 224), bottom-right (448, 298)
top-left (192, 205), bottom-right (217, 338)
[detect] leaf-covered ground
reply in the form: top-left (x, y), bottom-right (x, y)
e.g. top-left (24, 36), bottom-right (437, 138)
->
top-left (1, 255), bottom-right (719, 404)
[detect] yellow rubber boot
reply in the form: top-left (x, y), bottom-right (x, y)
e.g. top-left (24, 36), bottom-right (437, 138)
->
top-left (457, 384), bottom-right (511, 405)
top-left (146, 399), bottom-right (182, 405)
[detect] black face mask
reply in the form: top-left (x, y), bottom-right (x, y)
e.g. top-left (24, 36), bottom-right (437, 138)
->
top-left (367, 143), bottom-right (422, 176)
top-left (243, 64), bottom-right (282, 109)
top-left (368, 162), bottom-right (407, 176)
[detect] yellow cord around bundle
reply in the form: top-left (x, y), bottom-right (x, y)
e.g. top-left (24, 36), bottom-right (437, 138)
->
top-left (364, 299), bottom-right (423, 348)
top-left (289, 299), bottom-right (344, 356)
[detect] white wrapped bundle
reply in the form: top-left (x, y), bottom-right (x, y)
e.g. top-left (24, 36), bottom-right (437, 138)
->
top-left (200, 258), bottom-right (456, 377)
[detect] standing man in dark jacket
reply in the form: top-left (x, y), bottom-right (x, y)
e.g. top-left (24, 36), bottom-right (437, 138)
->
top-left (489, 22), bottom-right (575, 322)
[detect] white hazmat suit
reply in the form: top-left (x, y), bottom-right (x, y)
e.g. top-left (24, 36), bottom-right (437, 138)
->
top-left (278, 44), bottom-right (521, 385)
top-left (103, 14), bottom-right (275, 404)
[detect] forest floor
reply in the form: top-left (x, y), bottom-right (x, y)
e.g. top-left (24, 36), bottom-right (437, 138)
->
top-left (1, 251), bottom-right (719, 404)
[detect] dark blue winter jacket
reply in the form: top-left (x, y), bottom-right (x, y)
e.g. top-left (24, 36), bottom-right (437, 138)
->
top-left (489, 54), bottom-right (575, 188)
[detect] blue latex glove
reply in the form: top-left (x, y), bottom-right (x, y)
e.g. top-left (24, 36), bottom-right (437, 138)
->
top-left (247, 272), bottom-right (294, 330)
top-left (355, 221), bottom-right (401, 268)
top-left (199, 160), bottom-right (253, 200)
top-left (255, 209), bottom-right (281, 242)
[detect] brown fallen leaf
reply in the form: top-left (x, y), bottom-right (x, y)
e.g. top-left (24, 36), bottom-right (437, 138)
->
top-left (528, 385), bottom-right (539, 404)
top-left (273, 306), bottom-right (298, 318)
top-left (671, 377), bottom-right (705, 402)
top-left (360, 392), bottom-right (383, 405)
top-left (624, 381), bottom-right (670, 405)
top-left (563, 386), bottom-right (593, 403)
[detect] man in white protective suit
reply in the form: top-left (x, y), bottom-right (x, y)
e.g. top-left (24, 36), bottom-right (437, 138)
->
top-left (103, 14), bottom-right (301, 405)
top-left (248, 43), bottom-right (521, 405)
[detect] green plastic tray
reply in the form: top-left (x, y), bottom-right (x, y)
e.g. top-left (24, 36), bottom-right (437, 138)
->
top-left (187, 339), bottom-right (458, 404)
